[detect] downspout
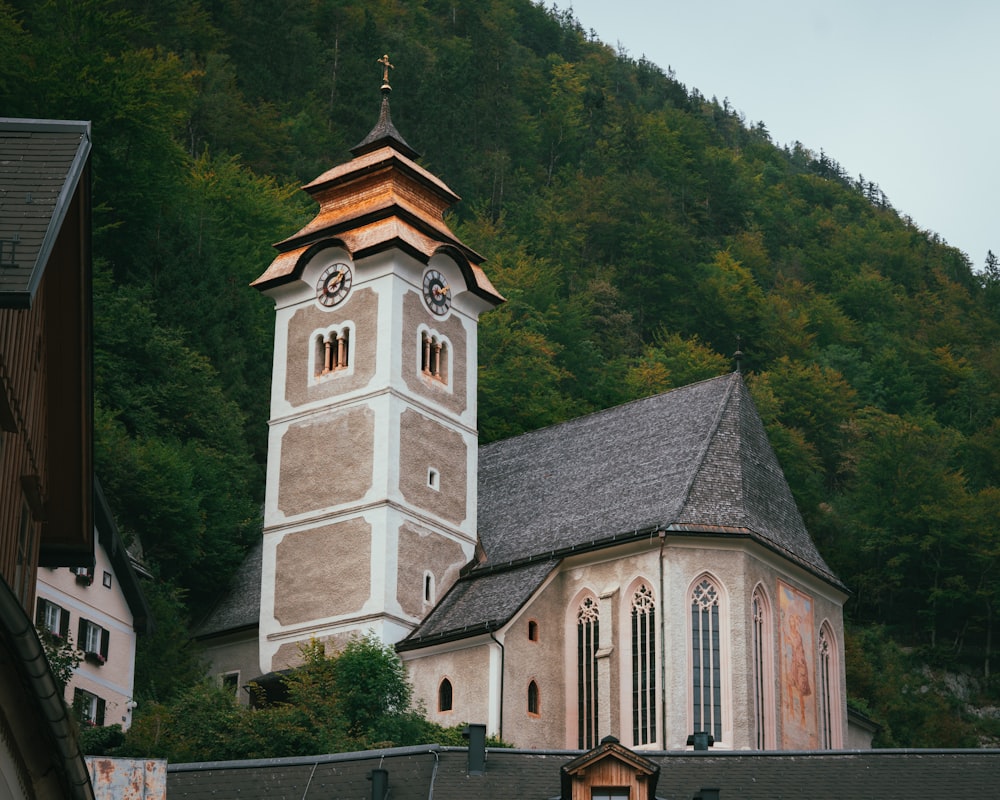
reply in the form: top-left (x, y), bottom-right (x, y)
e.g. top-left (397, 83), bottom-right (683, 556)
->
top-left (658, 529), bottom-right (667, 749)
top-left (489, 627), bottom-right (504, 742)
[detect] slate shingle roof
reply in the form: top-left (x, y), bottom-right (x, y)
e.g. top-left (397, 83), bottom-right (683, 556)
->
top-left (0, 118), bottom-right (91, 308)
top-left (402, 373), bottom-right (840, 650)
top-left (167, 746), bottom-right (1000, 800)
top-left (194, 539), bottom-right (262, 637)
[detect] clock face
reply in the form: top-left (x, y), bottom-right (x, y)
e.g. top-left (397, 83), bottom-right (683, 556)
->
top-left (422, 269), bottom-right (451, 315)
top-left (316, 263), bottom-right (352, 307)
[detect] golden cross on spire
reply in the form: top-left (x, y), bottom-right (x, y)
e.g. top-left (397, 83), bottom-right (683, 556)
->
top-left (377, 54), bottom-right (394, 89)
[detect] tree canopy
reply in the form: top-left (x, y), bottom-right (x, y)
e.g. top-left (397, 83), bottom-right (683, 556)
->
top-left (4, 0), bottom-right (999, 746)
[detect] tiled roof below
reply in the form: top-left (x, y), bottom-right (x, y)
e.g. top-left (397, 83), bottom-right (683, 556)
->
top-left (167, 746), bottom-right (1000, 800)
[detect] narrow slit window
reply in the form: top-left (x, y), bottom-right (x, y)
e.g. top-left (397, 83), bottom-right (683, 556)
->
top-left (427, 468), bottom-right (439, 490)
top-left (424, 572), bottom-right (435, 604)
top-left (528, 620), bottom-right (539, 641)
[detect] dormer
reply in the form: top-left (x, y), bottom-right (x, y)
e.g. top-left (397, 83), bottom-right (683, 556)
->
top-left (559, 735), bottom-right (660, 800)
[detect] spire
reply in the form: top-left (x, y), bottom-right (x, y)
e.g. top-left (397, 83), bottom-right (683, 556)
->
top-left (734, 335), bottom-right (744, 373)
top-left (351, 53), bottom-right (419, 160)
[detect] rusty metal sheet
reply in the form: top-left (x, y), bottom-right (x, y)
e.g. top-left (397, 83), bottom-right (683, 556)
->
top-left (85, 757), bottom-right (166, 800)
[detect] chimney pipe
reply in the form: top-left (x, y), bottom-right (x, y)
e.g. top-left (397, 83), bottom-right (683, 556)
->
top-left (368, 768), bottom-right (388, 800)
top-left (686, 731), bottom-right (715, 751)
top-left (463, 723), bottom-right (487, 775)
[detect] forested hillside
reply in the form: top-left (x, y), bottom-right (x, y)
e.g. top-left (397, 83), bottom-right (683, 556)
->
top-left (4, 0), bottom-right (1000, 746)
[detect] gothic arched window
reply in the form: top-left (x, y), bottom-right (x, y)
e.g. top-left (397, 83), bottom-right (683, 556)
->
top-left (438, 677), bottom-right (453, 712)
top-left (577, 595), bottom-right (600, 749)
top-left (691, 576), bottom-right (723, 742)
top-left (818, 622), bottom-right (842, 748)
top-left (631, 583), bottom-right (657, 745)
top-left (528, 680), bottom-right (540, 716)
top-left (751, 585), bottom-right (774, 749)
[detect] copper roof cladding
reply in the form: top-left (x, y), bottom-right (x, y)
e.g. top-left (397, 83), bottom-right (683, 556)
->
top-left (252, 109), bottom-right (503, 306)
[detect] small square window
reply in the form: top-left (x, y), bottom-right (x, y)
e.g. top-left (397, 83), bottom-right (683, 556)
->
top-left (102, 571), bottom-right (112, 588)
top-left (222, 672), bottom-right (240, 696)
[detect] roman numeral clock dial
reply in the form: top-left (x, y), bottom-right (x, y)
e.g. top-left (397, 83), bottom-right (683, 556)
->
top-left (316, 263), bottom-right (352, 307)
top-left (422, 269), bottom-right (451, 315)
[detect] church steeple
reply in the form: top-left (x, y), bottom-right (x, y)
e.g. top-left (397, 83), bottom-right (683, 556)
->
top-left (350, 54), bottom-right (419, 160)
top-left (252, 58), bottom-right (502, 675)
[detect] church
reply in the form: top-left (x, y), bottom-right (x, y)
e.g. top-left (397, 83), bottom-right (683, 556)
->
top-left (196, 69), bottom-right (850, 753)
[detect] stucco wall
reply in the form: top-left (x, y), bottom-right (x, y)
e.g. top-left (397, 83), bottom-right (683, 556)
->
top-left (396, 521), bottom-right (467, 619)
top-left (276, 406), bottom-right (375, 516)
top-left (400, 291), bottom-right (467, 415)
top-left (284, 287), bottom-right (378, 407)
top-left (397, 409), bottom-right (468, 526)
top-left (273, 517), bottom-right (372, 626)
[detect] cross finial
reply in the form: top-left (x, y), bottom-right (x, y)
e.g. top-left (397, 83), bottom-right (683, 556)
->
top-left (377, 54), bottom-right (394, 90)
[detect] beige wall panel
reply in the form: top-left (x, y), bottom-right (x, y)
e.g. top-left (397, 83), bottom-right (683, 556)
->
top-left (396, 521), bottom-right (468, 619)
top-left (270, 630), bottom-right (357, 673)
top-left (273, 518), bottom-right (371, 626)
top-left (285, 287), bottom-right (378, 407)
top-left (408, 644), bottom-right (493, 728)
top-left (400, 291), bottom-right (467, 415)
top-left (398, 409), bottom-right (468, 525)
top-left (503, 572), bottom-right (569, 749)
top-left (277, 407), bottom-right (374, 515)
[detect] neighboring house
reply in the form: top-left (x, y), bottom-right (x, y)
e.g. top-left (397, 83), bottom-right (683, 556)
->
top-left (36, 480), bottom-right (152, 730)
top-left (0, 118), bottom-right (95, 800)
top-left (165, 733), bottom-right (1000, 800)
top-left (197, 80), bottom-right (855, 752)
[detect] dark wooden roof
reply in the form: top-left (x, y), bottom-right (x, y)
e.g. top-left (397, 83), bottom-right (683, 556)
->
top-left (0, 118), bottom-right (91, 308)
top-left (402, 373), bottom-right (841, 650)
top-left (167, 746), bottom-right (1000, 800)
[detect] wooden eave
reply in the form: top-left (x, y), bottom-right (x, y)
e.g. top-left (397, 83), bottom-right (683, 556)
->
top-left (252, 144), bottom-right (503, 305)
top-left (562, 742), bottom-right (659, 778)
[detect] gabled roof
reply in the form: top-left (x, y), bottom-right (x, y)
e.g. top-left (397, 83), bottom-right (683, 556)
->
top-left (402, 373), bottom-right (841, 650)
top-left (0, 118), bottom-right (91, 308)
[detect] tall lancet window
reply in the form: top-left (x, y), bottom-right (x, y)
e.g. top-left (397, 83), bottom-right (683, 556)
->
top-left (577, 595), bottom-right (600, 749)
top-left (818, 622), bottom-right (842, 748)
top-left (631, 583), bottom-right (657, 745)
top-left (751, 586), bottom-right (774, 749)
top-left (691, 577), bottom-right (723, 742)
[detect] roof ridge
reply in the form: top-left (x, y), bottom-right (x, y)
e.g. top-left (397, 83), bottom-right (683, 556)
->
top-left (675, 372), bottom-right (742, 520)
top-left (481, 371), bottom-right (736, 451)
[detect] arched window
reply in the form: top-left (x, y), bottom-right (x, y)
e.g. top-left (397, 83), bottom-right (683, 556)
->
top-left (438, 678), bottom-right (453, 712)
top-left (751, 586), bottom-right (774, 749)
top-left (691, 576), bottom-right (723, 742)
top-left (314, 326), bottom-right (350, 376)
top-left (631, 583), bottom-right (657, 745)
top-left (528, 680), bottom-right (540, 716)
top-left (420, 331), bottom-right (449, 384)
top-left (577, 595), bottom-right (600, 749)
top-left (818, 622), bottom-right (842, 748)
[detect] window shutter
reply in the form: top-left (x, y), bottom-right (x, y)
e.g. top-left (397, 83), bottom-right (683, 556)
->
top-left (78, 618), bottom-right (87, 648)
top-left (59, 609), bottom-right (69, 639)
top-left (100, 627), bottom-right (110, 660)
top-left (96, 697), bottom-right (106, 726)
top-left (35, 599), bottom-right (45, 627)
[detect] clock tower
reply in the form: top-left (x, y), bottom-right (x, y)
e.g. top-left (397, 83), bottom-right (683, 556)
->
top-left (251, 65), bottom-right (503, 673)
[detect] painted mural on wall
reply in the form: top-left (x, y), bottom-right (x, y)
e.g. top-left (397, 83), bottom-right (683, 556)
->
top-left (778, 580), bottom-right (817, 749)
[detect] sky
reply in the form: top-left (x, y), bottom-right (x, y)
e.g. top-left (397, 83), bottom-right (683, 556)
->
top-left (566, 0), bottom-right (998, 270)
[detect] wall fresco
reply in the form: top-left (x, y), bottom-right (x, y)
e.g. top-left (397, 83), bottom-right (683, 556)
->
top-left (778, 580), bottom-right (817, 749)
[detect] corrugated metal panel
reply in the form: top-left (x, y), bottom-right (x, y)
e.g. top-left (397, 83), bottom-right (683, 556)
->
top-left (86, 757), bottom-right (166, 800)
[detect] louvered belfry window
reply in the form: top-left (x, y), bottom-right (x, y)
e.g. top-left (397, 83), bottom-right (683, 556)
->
top-left (631, 583), bottom-right (656, 745)
top-left (577, 596), bottom-right (599, 749)
top-left (691, 578), bottom-right (722, 741)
